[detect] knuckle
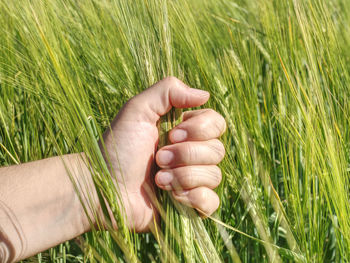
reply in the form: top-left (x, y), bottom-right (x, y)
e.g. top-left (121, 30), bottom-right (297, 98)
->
top-left (217, 115), bottom-right (227, 135)
top-left (204, 193), bottom-right (220, 215)
top-left (213, 195), bottom-right (220, 211)
top-left (209, 140), bottom-right (225, 161)
top-left (213, 119), bottom-right (224, 137)
top-left (208, 166), bottom-right (222, 187)
top-left (195, 190), bottom-right (213, 215)
top-left (208, 111), bottom-right (226, 136)
top-left (216, 167), bottom-right (223, 183)
top-left (199, 110), bottom-right (226, 138)
top-left (192, 188), bottom-right (220, 216)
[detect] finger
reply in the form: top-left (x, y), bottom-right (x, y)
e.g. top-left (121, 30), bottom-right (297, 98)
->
top-left (155, 165), bottom-right (222, 191)
top-left (172, 187), bottom-right (220, 216)
top-left (122, 77), bottom-right (209, 124)
top-left (169, 109), bottom-right (226, 143)
top-left (156, 139), bottom-right (225, 168)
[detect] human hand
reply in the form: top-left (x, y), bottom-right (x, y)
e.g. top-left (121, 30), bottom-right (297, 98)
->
top-left (101, 77), bottom-right (226, 232)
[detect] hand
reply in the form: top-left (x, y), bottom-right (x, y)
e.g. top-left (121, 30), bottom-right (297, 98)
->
top-left (101, 77), bottom-right (226, 232)
top-left (0, 76), bottom-right (226, 261)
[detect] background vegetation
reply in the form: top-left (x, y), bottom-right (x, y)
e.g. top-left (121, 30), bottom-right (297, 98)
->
top-left (1, 0), bottom-right (350, 262)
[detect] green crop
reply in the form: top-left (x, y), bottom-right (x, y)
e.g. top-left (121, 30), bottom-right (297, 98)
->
top-left (1, 0), bottom-right (350, 262)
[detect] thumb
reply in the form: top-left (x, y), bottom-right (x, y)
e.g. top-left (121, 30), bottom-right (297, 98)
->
top-left (124, 77), bottom-right (210, 124)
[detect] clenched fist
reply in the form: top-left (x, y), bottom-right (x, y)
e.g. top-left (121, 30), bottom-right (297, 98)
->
top-left (102, 77), bottom-right (226, 231)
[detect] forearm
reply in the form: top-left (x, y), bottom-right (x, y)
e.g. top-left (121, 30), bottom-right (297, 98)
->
top-left (0, 154), bottom-right (98, 262)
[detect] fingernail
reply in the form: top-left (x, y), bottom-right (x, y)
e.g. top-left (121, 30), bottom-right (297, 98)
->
top-left (157, 150), bottom-right (174, 166)
top-left (171, 129), bottom-right (187, 142)
top-left (189, 88), bottom-right (209, 97)
top-left (157, 171), bottom-right (173, 185)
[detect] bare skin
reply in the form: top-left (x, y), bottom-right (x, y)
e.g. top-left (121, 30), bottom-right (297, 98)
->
top-left (0, 77), bottom-right (226, 262)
